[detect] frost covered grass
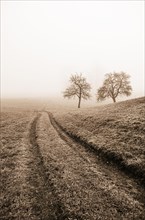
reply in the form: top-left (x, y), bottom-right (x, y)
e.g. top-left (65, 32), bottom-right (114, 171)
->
top-left (53, 97), bottom-right (145, 183)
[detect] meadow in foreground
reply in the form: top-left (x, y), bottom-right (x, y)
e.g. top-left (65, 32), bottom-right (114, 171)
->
top-left (1, 97), bottom-right (145, 219)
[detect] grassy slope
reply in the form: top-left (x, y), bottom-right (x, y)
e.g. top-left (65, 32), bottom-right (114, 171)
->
top-left (37, 112), bottom-right (145, 219)
top-left (53, 97), bottom-right (145, 182)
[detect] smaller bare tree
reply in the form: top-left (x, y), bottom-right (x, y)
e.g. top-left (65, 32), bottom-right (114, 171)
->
top-left (63, 73), bottom-right (91, 108)
top-left (97, 72), bottom-right (132, 103)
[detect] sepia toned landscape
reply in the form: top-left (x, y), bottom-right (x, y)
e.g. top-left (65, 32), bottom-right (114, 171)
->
top-left (1, 0), bottom-right (144, 219)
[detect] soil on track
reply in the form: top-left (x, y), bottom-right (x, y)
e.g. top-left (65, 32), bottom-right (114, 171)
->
top-left (1, 110), bottom-right (145, 219)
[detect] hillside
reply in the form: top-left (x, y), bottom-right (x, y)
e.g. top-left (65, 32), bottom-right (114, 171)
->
top-left (52, 97), bottom-right (145, 183)
top-left (1, 97), bottom-right (145, 219)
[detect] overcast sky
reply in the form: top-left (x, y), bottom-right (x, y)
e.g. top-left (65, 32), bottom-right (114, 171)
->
top-left (1, 1), bottom-right (144, 102)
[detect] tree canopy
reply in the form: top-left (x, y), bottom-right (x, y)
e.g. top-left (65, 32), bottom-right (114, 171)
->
top-left (63, 73), bottom-right (91, 108)
top-left (97, 72), bottom-right (132, 103)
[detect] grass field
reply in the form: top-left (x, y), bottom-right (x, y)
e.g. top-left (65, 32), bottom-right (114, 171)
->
top-left (1, 97), bottom-right (145, 219)
top-left (53, 97), bottom-right (145, 183)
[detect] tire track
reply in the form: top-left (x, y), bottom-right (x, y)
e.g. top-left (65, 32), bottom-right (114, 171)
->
top-left (29, 113), bottom-right (65, 220)
top-left (28, 113), bottom-right (78, 220)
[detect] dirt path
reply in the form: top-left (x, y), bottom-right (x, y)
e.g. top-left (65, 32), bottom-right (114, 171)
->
top-left (35, 112), bottom-right (145, 219)
top-left (28, 113), bottom-right (77, 220)
top-left (1, 112), bottom-right (75, 220)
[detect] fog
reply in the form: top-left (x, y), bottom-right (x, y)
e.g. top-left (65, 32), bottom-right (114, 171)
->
top-left (1, 1), bottom-right (144, 105)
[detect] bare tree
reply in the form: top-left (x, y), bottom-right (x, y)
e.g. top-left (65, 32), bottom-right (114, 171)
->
top-left (97, 72), bottom-right (132, 103)
top-left (63, 73), bottom-right (91, 108)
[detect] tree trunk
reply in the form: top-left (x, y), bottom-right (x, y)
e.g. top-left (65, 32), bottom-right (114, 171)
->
top-left (112, 96), bottom-right (116, 103)
top-left (78, 88), bottom-right (82, 108)
top-left (78, 97), bottom-right (81, 108)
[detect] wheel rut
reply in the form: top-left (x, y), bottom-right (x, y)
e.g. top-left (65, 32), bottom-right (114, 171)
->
top-left (27, 111), bottom-right (145, 219)
top-left (28, 113), bottom-right (79, 220)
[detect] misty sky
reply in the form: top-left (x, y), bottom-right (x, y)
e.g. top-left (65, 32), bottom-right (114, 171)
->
top-left (1, 1), bottom-right (144, 102)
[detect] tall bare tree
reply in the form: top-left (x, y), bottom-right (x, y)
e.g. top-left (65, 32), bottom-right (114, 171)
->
top-left (63, 73), bottom-right (91, 108)
top-left (97, 72), bottom-right (132, 103)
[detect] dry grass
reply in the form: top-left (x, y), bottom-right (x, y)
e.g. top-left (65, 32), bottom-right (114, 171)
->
top-left (1, 110), bottom-right (68, 219)
top-left (53, 97), bottom-right (145, 183)
top-left (36, 112), bottom-right (145, 219)
top-left (0, 110), bottom-right (37, 219)
top-left (1, 98), bottom-right (145, 219)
